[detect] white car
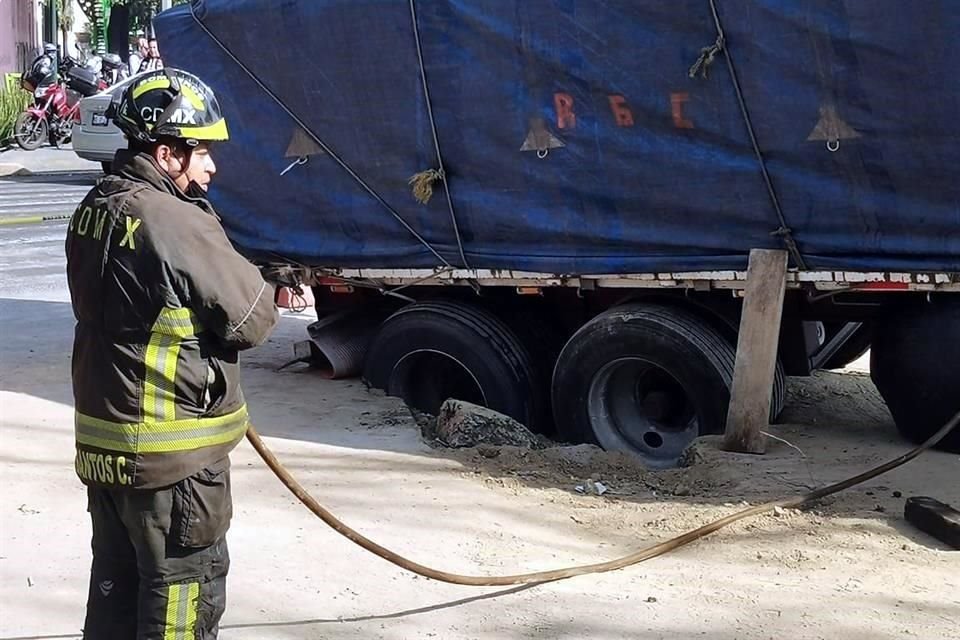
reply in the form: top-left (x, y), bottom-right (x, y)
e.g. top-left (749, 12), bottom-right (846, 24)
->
top-left (72, 73), bottom-right (147, 172)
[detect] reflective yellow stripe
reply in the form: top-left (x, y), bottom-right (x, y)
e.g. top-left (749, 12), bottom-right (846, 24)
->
top-left (162, 582), bottom-right (199, 640)
top-left (144, 332), bottom-right (177, 422)
top-left (143, 308), bottom-right (204, 423)
top-left (179, 117), bottom-right (229, 141)
top-left (161, 339), bottom-right (180, 421)
top-left (163, 583), bottom-right (181, 640)
top-left (133, 76), bottom-right (172, 99)
top-left (143, 332), bottom-right (165, 421)
top-left (153, 307), bottom-right (203, 338)
top-left (75, 406), bottom-right (249, 454)
top-left (184, 583), bottom-right (199, 637)
top-left (180, 84), bottom-right (206, 111)
top-left (131, 75), bottom-right (206, 112)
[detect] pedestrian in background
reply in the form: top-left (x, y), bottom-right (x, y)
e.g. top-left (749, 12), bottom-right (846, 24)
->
top-left (138, 37), bottom-right (163, 73)
top-left (129, 36), bottom-right (148, 75)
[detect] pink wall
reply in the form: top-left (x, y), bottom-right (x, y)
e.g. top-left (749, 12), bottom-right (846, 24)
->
top-left (0, 0), bottom-right (39, 76)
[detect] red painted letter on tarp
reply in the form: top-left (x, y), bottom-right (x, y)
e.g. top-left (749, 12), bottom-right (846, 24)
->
top-left (608, 95), bottom-right (635, 127)
top-left (555, 92), bottom-right (576, 129)
top-left (671, 92), bottom-right (694, 129)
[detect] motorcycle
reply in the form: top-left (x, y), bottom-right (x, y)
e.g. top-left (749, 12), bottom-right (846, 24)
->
top-left (91, 53), bottom-right (130, 87)
top-left (14, 54), bottom-right (107, 151)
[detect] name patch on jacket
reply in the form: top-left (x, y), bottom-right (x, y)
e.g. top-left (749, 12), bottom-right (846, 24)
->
top-left (76, 450), bottom-right (132, 486)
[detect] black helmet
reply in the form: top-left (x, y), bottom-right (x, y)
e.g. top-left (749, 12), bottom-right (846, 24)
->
top-left (101, 53), bottom-right (124, 70)
top-left (107, 68), bottom-right (229, 146)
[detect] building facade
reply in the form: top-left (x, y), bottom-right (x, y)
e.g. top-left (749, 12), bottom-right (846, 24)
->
top-left (0, 0), bottom-right (42, 76)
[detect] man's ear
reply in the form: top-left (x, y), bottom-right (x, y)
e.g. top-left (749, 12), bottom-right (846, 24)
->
top-left (153, 144), bottom-right (178, 172)
top-left (152, 144), bottom-right (168, 167)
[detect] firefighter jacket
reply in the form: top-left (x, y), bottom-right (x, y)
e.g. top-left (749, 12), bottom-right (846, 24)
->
top-left (66, 149), bottom-right (278, 489)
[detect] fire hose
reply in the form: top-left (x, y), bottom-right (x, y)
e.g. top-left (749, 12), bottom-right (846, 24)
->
top-left (246, 411), bottom-right (958, 586)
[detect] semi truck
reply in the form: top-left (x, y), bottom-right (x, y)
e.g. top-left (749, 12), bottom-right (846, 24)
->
top-left (155, 0), bottom-right (960, 465)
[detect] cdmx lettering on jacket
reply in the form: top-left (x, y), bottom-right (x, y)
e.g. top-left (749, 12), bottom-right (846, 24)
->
top-left (69, 207), bottom-right (142, 250)
top-left (75, 450), bottom-right (131, 486)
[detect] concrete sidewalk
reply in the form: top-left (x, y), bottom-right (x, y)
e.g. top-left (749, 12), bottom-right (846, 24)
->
top-left (0, 144), bottom-right (100, 176)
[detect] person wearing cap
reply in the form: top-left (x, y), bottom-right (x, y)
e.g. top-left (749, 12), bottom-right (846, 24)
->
top-left (66, 68), bottom-right (278, 639)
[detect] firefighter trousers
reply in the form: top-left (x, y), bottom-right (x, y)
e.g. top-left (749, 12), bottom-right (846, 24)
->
top-left (82, 457), bottom-right (232, 639)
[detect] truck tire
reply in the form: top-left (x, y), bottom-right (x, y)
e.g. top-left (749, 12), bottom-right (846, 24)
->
top-left (552, 303), bottom-right (784, 467)
top-left (822, 322), bottom-right (872, 370)
top-left (871, 300), bottom-right (960, 452)
top-left (493, 305), bottom-right (569, 435)
top-left (363, 301), bottom-right (544, 430)
top-left (772, 358), bottom-right (786, 421)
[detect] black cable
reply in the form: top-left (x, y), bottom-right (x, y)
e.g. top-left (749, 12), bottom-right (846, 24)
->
top-left (408, 0), bottom-right (470, 269)
top-left (188, 5), bottom-right (453, 268)
top-left (705, 0), bottom-right (808, 270)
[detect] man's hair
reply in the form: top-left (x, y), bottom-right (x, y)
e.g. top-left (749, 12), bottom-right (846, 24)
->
top-left (129, 135), bottom-right (193, 161)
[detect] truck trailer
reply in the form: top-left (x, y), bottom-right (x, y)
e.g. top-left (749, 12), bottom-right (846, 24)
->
top-left (155, 0), bottom-right (960, 465)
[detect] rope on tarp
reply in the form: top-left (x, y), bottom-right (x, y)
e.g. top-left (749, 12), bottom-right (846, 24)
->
top-left (408, 168), bottom-right (444, 205)
top-left (408, 0), bottom-right (471, 269)
top-left (688, 35), bottom-right (724, 79)
top-left (692, 0), bottom-right (808, 271)
top-left (188, 4), bottom-right (454, 269)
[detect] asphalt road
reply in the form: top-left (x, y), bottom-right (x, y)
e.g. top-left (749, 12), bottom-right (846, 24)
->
top-left (0, 171), bottom-right (96, 302)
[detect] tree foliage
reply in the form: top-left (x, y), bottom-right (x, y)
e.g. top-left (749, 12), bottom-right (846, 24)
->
top-left (56, 0), bottom-right (75, 32)
top-left (77, 0), bottom-right (190, 38)
top-left (113, 1), bottom-right (159, 35)
top-left (75, 0), bottom-right (188, 52)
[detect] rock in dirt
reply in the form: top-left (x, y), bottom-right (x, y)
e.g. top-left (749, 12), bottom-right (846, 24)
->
top-left (671, 481), bottom-right (692, 497)
top-left (574, 480), bottom-right (609, 496)
top-left (436, 400), bottom-right (545, 449)
top-left (412, 409), bottom-right (439, 440)
top-left (477, 446), bottom-right (501, 459)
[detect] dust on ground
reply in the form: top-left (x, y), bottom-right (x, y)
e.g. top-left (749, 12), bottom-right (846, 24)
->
top-left (420, 363), bottom-right (959, 560)
top-left (4, 300), bottom-right (957, 640)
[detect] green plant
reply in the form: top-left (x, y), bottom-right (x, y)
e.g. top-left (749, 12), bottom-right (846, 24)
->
top-left (0, 86), bottom-right (31, 145)
top-left (77, 0), bottom-right (193, 53)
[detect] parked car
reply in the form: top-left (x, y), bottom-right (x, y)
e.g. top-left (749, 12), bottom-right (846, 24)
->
top-left (72, 72), bottom-right (145, 172)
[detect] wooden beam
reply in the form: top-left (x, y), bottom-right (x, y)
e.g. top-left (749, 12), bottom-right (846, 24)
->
top-left (905, 497), bottom-right (960, 550)
top-left (722, 249), bottom-right (789, 454)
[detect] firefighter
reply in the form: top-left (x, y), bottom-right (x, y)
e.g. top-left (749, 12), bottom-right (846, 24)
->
top-left (66, 68), bottom-right (279, 639)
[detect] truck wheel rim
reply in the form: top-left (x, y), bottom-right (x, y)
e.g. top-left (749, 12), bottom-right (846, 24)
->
top-left (587, 357), bottom-right (698, 467)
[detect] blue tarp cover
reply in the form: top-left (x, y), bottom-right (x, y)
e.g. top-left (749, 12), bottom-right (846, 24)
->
top-left (155, 1), bottom-right (960, 274)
